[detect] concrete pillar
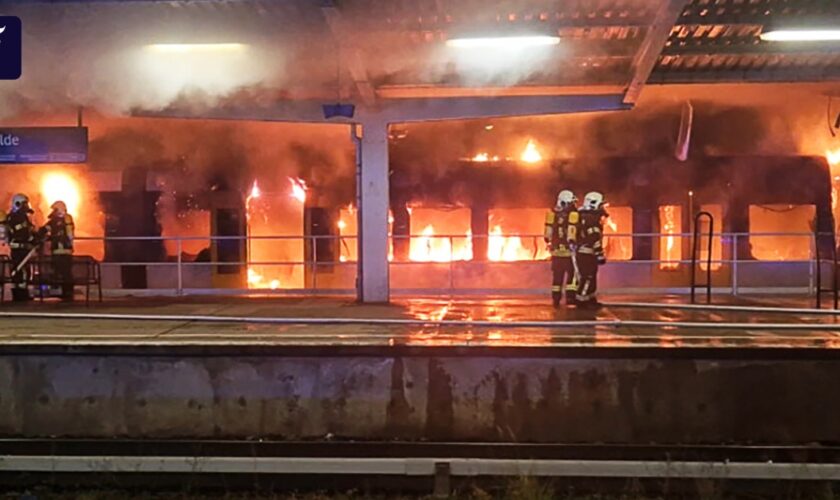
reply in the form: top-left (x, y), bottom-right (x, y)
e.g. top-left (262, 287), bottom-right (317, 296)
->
top-left (358, 121), bottom-right (390, 302)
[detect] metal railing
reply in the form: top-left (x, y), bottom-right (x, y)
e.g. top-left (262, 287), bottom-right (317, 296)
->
top-left (815, 230), bottom-right (839, 309)
top-left (690, 211), bottom-right (714, 304)
top-left (0, 231), bottom-right (826, 296)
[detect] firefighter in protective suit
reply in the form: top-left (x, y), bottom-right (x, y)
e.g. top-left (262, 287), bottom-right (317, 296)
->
top-left (44, 201), bottom-right (75, 301)
top-left (544, 190), bottom-right (579, 307)
top-left (5, 194), bottom-right (38, 302)
top-left (576, 192), bottom-right (607, 309)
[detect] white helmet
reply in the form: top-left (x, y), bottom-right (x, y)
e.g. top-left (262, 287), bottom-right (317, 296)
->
top-left (555, 190), bottom-right (577, 209)
top-left (582, 191), bottom-right (604, 211)
top-left (10, 193), bottom-right (29, 212)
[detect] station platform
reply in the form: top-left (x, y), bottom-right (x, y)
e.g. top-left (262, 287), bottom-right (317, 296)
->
top-left (2, 295), bottom-right (840, 444)
top-left (0, 295), bottom-right (838, 351)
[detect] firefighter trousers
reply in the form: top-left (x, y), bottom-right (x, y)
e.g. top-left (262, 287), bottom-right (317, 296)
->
top-left (53, 254), bottom-right (74, 300)
top-left (10, 248), bottom-right (31, 302)
top-left (551, 256), bottom-right (578, 305)
top-left (576, 253), bottom-right (599, 305)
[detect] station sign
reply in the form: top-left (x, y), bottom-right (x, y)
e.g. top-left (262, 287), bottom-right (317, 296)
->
top-left (0, 127), bottom-right (88, 163)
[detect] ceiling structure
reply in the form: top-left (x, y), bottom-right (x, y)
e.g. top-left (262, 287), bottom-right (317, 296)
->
top-left (3, 0), bottom-right (840, 107)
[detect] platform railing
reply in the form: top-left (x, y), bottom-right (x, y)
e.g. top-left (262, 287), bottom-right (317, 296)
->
top-left (0, 232), bottom-right (825, 296)
top-left (690, 211), bottom-right (714, 304)
top-left (814, 230), bottom-right (839, 309)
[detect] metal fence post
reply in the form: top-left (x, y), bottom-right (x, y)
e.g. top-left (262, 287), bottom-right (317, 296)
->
top-left (810, 233), bottom-right (816, 296)
top-left (311, 235), bottom-right (317, 290)
top-left (731, 234), bottom-right (738, 296)
top-left (176, 238), bottom-right (183, 296)
top-left (449, 236), bottom-right (454, 292)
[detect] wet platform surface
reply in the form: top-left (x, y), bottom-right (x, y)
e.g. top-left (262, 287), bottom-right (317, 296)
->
top-left (0, 295), bottom-right (839, 349)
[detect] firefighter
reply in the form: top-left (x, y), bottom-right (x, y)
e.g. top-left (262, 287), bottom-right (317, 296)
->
top-left (576, 191), bottom-right (607, 309)
top-left (544, 190), bottom-right (579, 308)
top-left (44, 200), bottom-right (75, 301)
top-left (5, 194), bottom-right (38, 302)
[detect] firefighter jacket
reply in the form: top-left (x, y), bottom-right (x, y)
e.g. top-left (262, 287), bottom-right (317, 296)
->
top-left (6, 209), bottom-right (38, 251)
top-left (544, 207), bottom-right (579, 258)
top-left (45, 213), bottom-right (75, 255)
top-left (577, 209), bottom-right (606, 258)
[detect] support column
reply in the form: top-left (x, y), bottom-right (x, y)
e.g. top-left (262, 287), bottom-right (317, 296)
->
top-left (357, 121), bottom-right (390, 302)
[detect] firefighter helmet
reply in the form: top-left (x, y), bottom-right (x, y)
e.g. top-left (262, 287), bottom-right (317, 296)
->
top-left (10, 193), bottom-right (29, 212)
top-left (556, 190), bottom-right (577, 209)
top-left (51, 200), bottom-right (68, 215)
top-left (582, 191), bottom-right (605, 211)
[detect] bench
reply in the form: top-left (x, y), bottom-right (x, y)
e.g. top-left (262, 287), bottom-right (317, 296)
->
top-left (0, 255), bottom-right (9, 304)
top-left (31, 255), bottom-right (103, 305)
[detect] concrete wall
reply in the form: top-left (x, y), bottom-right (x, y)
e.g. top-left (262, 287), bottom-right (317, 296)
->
top-left (2, 354), bottom-right (838, 443)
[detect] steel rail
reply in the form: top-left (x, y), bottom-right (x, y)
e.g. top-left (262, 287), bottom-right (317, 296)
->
top-left (4, 439), bottom-right (840, 481)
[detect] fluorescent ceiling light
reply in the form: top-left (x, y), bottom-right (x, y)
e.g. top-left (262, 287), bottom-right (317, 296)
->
top-left (760, 29), bottom-right (840, 42)
top-left (446, 35), bottom-right (560, 49)
top-left (145, 43), bottom-right (248, 53)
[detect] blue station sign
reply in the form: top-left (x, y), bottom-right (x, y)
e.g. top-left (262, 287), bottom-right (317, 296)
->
top-left (0, 127), bottom-right (88, 163)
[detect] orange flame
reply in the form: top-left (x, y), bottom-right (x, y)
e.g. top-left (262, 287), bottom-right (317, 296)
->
top-left (826, 148), bottom-right (840, 167)
top-left (409, 224), bottom-right (473, 262)
top-left (487, 225), bottom-right (540, 261)
top-left (520, 139), bottom-right (542, 164)
top-left (247, 268), bottom-right (280, 290)
top-left (289, 177), bottom-right (307, 203)
top-left (41, 171), bottom-right (81, 216)
top-left (247, 179), bottom-right (261, 202)
top-left (659, 205), bottom-right (681, 270)
top-left (602, 209), bottom-right (633, 261)
top-left (826, 149), bottom-right (840, 227)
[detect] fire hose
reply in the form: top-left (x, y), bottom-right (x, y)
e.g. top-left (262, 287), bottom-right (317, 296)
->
top-left (9, 246), bottom-right (38, 278)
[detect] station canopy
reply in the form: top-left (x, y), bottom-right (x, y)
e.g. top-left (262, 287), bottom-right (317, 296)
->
top-left (2, 0), bottom-right (840, 113)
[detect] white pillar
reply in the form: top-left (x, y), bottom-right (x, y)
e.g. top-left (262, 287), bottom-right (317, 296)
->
top-left (357, 120), bottom-right (390, 303)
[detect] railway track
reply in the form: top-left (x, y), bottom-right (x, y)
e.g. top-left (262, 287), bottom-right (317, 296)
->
top-left (3, 439), bottom-right (840, 492)
top-left (3, 439), bottom-right (840, 463)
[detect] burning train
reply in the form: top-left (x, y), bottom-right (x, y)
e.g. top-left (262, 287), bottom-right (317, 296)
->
top-left (0, 118), bottom-right (835, 293)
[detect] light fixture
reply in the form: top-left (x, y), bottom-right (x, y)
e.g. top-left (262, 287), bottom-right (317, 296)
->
top-left (760, 18), bottom-right (840, 42)
top-left (760, 29), bottom-right (840, 42)
top-left (446, 35), bottom-right (560, 49)
top-left (145, 43), bottom-right (248, 53)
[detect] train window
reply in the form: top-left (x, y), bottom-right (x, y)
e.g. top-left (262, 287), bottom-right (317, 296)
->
top-left (161, 209), bottom-right (210, 258)
top-left (409, 207), bottom-right (473, 262)
top-left (339, 207), bottom-right (396, 262)
top-left (246, 193), bottom-right (305, 289)
top-left (487, 209), bottom-right (550, 261)
top-left (603, 207), bottom-right (633, 261)
top-left (749, 204), bottom-right (815, 261)
top-left (338, 206), bottom-right (358, 262)
top-left (659, 205), bottom-right (683, 270)
top-left (698, 204), bottom-right (723, 271)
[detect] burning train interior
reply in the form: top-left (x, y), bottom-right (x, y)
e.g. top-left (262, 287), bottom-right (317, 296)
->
top-left (1, 92), bottom-right (838, 295)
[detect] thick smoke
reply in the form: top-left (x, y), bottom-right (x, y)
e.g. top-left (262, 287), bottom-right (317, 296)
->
top-left (0, 2), bottom-right (294, 118)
